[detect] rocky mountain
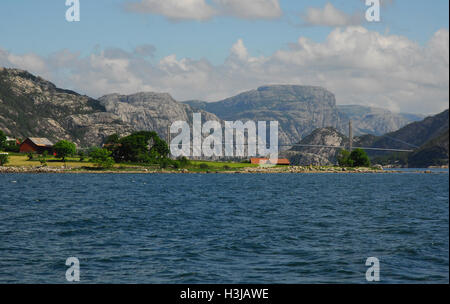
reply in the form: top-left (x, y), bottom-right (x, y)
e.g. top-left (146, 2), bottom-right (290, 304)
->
top-left (337, 105), bottom-right (424, 136)
top-left (184, 85), bottom-right (423, 147)
top-left (98, 92), bottom-right (222, 142)
top-left (362, 109), bottom-right (449, 153)
top-left (280, 127), bottom-right (347, 166)
top-left (283, 109), bottom-right (449, 167)
top-left (0, 68), bottom-right (134, 147)
top-left (407, 129), bottom-right (449, 167)
top-left (185, 85), bottom-right (343, 147)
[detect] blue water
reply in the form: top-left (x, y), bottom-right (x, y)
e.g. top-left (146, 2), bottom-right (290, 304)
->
top-left (0, 173), bottom-right (448, 283)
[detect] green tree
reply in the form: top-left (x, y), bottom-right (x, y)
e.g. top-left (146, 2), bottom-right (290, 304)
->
top-left (0, 130), bottom-right (6, 151)
top-left (350, 148), bottom-right (371, 167)
top-left (338, 149), bottom-right (353, 167)
top-left (53, 140), bottom-right (76, 162)
top-left (78, 151), bottom-right (86, 162)
top-left (0, 153), bottom-right (9, 166)
top-left (104, 133), bottom-right (120, 145)
top-left (111, 131), bottom-right (170, 163)
top-left (90, 148), bottom-right (115, 169)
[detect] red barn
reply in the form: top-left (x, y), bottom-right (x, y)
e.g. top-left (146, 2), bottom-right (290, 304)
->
top-left (20, 138), bottom-right (54, 154)
top-left (250, 158), bottom-right (290, 165)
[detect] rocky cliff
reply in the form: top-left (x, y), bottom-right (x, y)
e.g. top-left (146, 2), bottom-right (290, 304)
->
top-left (0, 68), bottom-right (133, 147)
top-left (280, 127), bottom-right (347, 166)
top-left (337, 105), bottom-right (424, 136)
top-left (98, 92), bottom-right (222, 142)
top-left (186, 85), bottom-right (343, 147)
top-left (185, 85), bottom-right (423, 147)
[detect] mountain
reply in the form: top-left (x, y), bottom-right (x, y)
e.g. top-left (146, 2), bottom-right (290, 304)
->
top-left (185, 85), bottom-right (343, 147)
top-left (363, 109), bottom-right (449, 153)
top-left (337, 105), bottom-right (424, 136)
top-left (185, 85), bottom-right (424, 147)
top-left (0, 68), bottom-right (134, 147)
top-left (98, 92), bottom-right (222, 142)
top-left (407, 129), bottom-right (449, 167)
top-left (280, 127), bottom-right (347, 166)
top-left (283, 109), bottom-right (449, 167)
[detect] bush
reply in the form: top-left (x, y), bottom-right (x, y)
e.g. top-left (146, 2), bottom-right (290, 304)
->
top-left (177, 156), bottom-right (190, 168)
top-left (39, 150), bottom-right (48, 166)
top-left (89, 148), bottom-right (115, 169)
top-left (199, 163), bottom-right (209, 170)
top-left (338, 148), bottom-right (370, 167)
top-left (350, 148), bottom-right (371, 167)
top-left (27, 152), bottom-right (35, 160)
top-left (78, 151), bottom-right (86, 162)
top-left (0, 131), bottom-right (6, 151)
top-left (0, 153), bottom-right (9, 166)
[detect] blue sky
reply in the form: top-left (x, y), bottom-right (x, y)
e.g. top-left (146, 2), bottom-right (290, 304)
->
top-left (0, 0), bottom-right (447, 63)
top-left (0, 0), bottom-right (448, 114)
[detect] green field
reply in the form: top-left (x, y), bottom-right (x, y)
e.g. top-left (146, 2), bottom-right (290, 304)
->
top-left (2, 154), bottom-right (259, 172)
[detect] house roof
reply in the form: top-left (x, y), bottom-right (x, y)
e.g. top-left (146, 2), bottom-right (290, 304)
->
top-left (250, 158), bottom-right (290, 165)
top-left (27, 137), bottom-right (53, 147)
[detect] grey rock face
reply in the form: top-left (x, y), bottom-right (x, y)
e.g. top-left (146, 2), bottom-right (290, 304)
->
top-left (281, 127), bottom-right (348, 166)
top-left (98, 92), bottom-right (223, 141)
top-left (186, 85), bottom-right (343, 148)
top-left (0, 68), bottom-right (133, 147)
top-left (337, 105), bottom-right (424, 136)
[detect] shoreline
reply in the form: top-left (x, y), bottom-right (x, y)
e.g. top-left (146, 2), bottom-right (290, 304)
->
top-left (1, 166), bottom-right (447, 174)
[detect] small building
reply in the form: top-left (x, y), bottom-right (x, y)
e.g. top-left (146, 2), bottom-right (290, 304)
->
top-left (6, 137), bottom-right (21, 145)
top-left (250, 158), bottom-right (290, 165)
top-left (20, 137), bottom-right (54, 154)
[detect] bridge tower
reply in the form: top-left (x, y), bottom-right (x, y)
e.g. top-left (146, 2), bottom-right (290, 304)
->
top-left (348, 120), bottom-right (353, 151)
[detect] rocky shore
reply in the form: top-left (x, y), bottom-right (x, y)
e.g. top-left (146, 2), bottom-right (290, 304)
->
top-left (1, 165), bottom-right (445, 174)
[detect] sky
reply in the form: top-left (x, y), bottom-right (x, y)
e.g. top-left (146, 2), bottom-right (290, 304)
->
top-left (0, 0), bottom-right (448, 114)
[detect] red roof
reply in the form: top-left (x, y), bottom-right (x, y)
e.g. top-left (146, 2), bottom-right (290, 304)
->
top-left (250, 158), bottom-right (290, 165)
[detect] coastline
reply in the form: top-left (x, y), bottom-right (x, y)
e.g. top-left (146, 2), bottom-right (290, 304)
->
top-left (1, 166), bottom-right (446, 174)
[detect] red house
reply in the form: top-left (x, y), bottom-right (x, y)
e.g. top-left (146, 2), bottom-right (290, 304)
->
top-left (250, 158), bottom-right (290, 165)
top-left (20, 138), bottom-right (54, 154)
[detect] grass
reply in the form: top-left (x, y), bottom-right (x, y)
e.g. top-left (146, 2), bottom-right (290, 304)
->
top-left (189, 160), bottom-right (258, 170)
top-left (3, 154), bottom-right (259, 172)
top-left (5, 155), bottom-right (95, 168)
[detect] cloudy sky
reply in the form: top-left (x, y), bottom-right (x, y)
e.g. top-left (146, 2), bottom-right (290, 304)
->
top-left (0, 0), bottom-right (448, 114)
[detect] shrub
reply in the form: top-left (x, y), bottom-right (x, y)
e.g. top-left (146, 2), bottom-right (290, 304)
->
top-left (78, 151), bottom-right (85, 162)
top-left (199, 163), bottom-right (209, 170)
top-left (338, 148), bottom-right (370, 167)
top-left (350, 148), bottom-right (371, 167)
top-left (0, 153), bottom-right (9, 166)
top-left (89, 148), bottom-right (115, 169)
top-left (27, 152), bottom-right (34, 160)
top-left (0, 131), bottom-right (6, 151)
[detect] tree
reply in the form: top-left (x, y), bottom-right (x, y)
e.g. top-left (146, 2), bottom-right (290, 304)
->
top-left (338, 149), bottom-right (353, 167)
top-left (350, 148), bottom-right (371, 167)
top-left (111, 131), bottom-right (170, 163)
top-left (104, 133), bottom-right (120, 145)
top-left (90, 148), bottom-right (115, 169)
top-left (53, 140), bottom-right (76, 162)
top-left (0, 130), bottom-right (6, 151)
top-left (0, 153), bottom-right (8, 166)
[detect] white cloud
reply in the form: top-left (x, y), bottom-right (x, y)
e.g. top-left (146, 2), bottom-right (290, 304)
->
top-left (1, 28), bottom-right (448, 115)
top-left (302, 2), bottom-right (362, 27)
top-left (125, 0), bottom-right (281, 21)
top-left (125, 0), bottom-right (217, 21)
top-left (215, 0), bottom-right (282, 20)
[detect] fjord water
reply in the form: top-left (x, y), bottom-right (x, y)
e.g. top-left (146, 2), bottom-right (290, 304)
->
top-left (0, 172), bottom-right (448, 283)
